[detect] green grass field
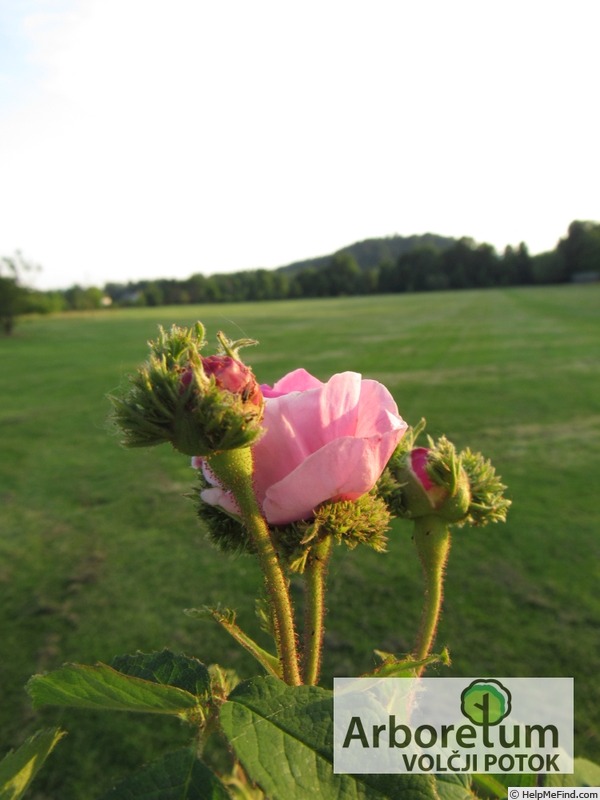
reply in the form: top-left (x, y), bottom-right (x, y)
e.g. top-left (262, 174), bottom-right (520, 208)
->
top-left (1, 285), bottom-right (599, 797)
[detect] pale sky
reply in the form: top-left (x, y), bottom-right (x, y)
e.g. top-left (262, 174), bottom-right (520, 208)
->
top-left (0, 1), bottom-right (598, 291)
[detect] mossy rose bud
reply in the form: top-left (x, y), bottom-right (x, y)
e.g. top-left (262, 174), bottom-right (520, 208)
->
top-left (110, 323), bottom-right (264, 456)
top-left (384, 432), bottom-right (510, 527)
top-left (400, 441), bottom-right (471, 522)
top-left (201, 355), bottom-right (263, 410)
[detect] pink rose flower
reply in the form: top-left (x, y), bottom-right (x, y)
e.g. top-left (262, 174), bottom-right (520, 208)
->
top-left (196, 368), bottom-right (407, 526)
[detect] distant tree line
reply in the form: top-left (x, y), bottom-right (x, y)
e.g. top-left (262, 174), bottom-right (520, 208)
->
top-left (1, 221), bottom-right (599, 329)
top-left (99, 220), bottom-right (600, 308)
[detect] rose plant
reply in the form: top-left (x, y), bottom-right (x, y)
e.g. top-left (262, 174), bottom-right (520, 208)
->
top-left (15, 321), bottom-right (590, 799)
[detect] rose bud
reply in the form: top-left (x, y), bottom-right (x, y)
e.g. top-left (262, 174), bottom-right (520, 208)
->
top-left (111, 323), bottom-right (264, 457)
top-left (385, 434), bottom-right (510, 527)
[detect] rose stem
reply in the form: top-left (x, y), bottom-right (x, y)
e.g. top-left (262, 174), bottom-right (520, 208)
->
top-left (302, 536), bottom-right (333, 685)
top-left (412, 515), bottom-right (451, 676)
top-left (207, 448), bottom-right (301, 686)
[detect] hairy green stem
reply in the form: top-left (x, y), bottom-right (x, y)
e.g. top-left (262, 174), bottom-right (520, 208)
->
top-left (412, 516), bottom-right (451, 676)
top-left (207, 448), bottom-right (301, 685)
top-left (302, 536), bottom-right (333, 685)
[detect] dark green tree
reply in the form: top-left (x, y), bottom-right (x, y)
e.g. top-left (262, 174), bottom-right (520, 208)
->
top-left (0, 251), bottom-right (39, 334)
top-left (141, 281), bottom-right (164, 307)
top-left (290, 267), bottom-right (329, 298)
top-left (403, 246), bottom-right (446, 291)
top-left (441, 238), bottom-right (498, 289)
top-left (557, 220), bottom-right (600, 281)
top-left (376, 258), bottom-right (401, 293)
top-left (441, 239), bottom-right (470, 289)
top-left (63, 285), bottom-right (104, 310)
top-left (503, 243), bottom-right (533, 285)
top-left (0, 273), bottom-right (23, 334)
top-left (323, 252), bottom-right (362, 295)
top-left (530, 250), bottom-right (566, 284)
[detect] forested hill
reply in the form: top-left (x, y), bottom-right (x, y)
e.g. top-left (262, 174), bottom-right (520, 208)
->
top-left (277, 233), bottom-right (457, 274)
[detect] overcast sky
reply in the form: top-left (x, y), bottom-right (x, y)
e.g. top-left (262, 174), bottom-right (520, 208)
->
top-left (0, 1), bottom-right (598, 290)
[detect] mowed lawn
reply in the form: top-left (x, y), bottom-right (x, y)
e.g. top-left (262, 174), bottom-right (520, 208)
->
top-left (1, 285), bottom-right (598, 797)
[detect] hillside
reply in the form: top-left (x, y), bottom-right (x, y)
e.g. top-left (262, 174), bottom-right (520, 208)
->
top-left (276, 233), bottom-right (457, 274)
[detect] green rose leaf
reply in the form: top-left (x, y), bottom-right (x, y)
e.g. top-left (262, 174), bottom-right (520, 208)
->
top-left (0, 727), bottom-right (65, 800)
top-left (27, 663), bottom-right (202, 719)
top-left (471, 771), bottom-right (536, 797)
top-left (220, 676), bottom-right (438, 800)
top-left (111, 649), bottom-right (211, 697)
top-left (98, 747), bottom-right (229, 799)
top-left (434, 773), bottom-right (479, 800)
top-left (546, 757), bottom-right (600, 788)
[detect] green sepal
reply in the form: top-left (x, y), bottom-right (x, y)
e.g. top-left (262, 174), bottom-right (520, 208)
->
top-left (365, 646), bottom-right (451, 677)
top-left (97, 747), bottom-right (230, 799)
top-left (377, 418), bottom-right (428, 516)
top-left (216, 330), bottom-right (258, 359)
top-left (27, 661), bottom-right (205, 722)
top-left (185, 607), bottom-right (282, 679)
top-left (0, 728), bottom-right (66, 800)
top-left (274, 492), bottom-right (391, 572)
top-left (459, 447), bottom-right (511, 526)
